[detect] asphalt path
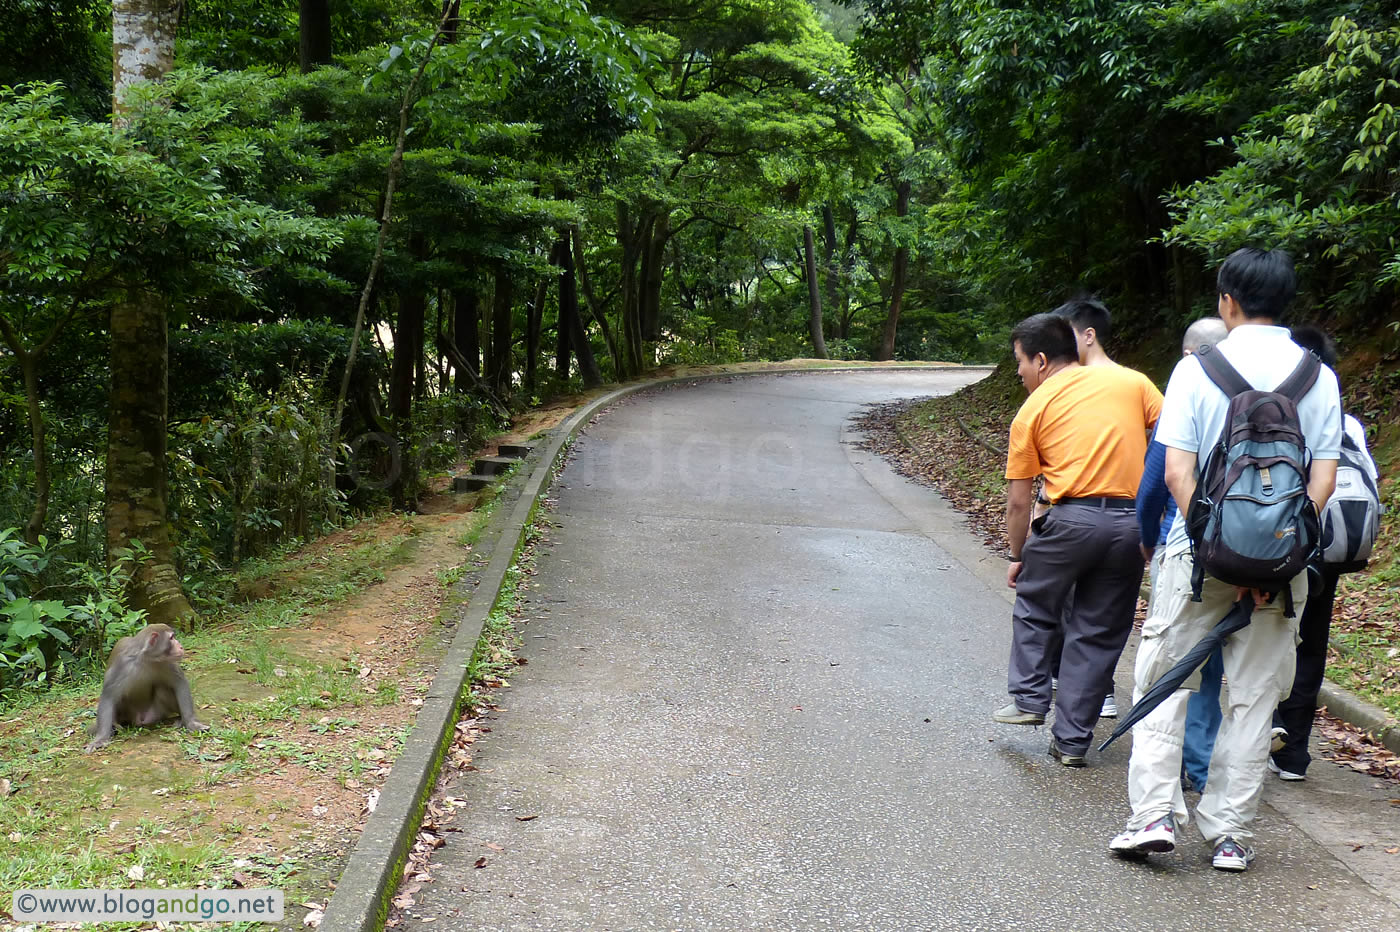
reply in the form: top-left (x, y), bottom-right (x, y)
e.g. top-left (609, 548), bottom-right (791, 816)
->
top-left (409, 370), bottom-right (1400, 931)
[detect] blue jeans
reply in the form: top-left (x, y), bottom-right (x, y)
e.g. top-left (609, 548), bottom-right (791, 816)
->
top-left (1181, 646), bottom-right (1224, 791)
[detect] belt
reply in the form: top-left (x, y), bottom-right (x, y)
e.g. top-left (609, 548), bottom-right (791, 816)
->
top-left (1056, 496), bottom-right (1135, 510)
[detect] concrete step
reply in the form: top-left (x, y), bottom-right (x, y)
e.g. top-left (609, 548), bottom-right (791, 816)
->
top-left (452, 474), bottom-right (494, 492)
top-left (498, 443), bottom-right (533, 459)
top-left (473, 455), bottom-right (519, 476)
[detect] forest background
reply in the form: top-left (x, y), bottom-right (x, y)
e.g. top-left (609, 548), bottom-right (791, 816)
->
top-left (3, 0), bottom-right (1400, 695)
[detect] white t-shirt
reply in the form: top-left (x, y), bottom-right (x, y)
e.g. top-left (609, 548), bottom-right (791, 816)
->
top-left (1157, 323), bottom-right (1343, 553)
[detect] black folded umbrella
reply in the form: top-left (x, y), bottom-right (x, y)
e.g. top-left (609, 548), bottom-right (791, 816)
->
top-left (1098, 594), bottom-right (1256, 752)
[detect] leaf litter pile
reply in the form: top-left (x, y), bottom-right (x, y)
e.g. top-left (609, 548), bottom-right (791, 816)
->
top-left (852, 375), bottom-right (1399, 786)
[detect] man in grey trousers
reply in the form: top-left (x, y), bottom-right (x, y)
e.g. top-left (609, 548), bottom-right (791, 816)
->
top-left (994, 310), bottom-right (1163, 766)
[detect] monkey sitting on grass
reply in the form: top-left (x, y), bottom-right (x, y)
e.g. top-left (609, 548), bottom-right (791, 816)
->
top-left (85, 624), bottom-right (209, 752)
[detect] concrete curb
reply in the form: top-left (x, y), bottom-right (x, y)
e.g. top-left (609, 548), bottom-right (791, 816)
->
top-left (317, 363), bottom-right (983, 932)
top-left (1319, 681), bottom-right (1400, 755)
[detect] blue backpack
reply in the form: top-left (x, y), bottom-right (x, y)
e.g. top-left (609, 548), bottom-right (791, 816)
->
top-left (1184, 346), bottom-right (1322, 612)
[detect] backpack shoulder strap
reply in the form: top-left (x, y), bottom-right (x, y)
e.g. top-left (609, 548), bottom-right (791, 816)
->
top-left (1196, 344), bottom-right (1252, 398)
top-left (1275, 351), bottom-right (1321, 403)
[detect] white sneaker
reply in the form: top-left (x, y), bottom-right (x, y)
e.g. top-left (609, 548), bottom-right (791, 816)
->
top-left (1269, 726), bottom-right (1288, 753)
top-left (1109, 814), bottom-right (1176, 858)
top-left (1100, 694), bottom-right (1118, 719)
top-left (1268, 758), bottom-right (1305, 781)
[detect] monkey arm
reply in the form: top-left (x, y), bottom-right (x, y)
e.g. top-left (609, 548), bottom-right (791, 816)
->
top-left (174, 671), bottom-right (209, 732)
top-left (85, 676), bottom-right (120, 752)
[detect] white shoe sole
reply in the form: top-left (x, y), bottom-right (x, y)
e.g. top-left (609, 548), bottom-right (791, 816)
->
top-left (1213, 856), bottom-right (1252, 871)
top-left (1267, 758), bottom-right (1305, 781)
top-left (1109, 824), bottom-right (1175, 857)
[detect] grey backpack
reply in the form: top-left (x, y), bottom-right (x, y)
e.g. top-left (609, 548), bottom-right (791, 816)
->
top-left (1184, 346), bottom-right (1322, 611)
top-left (1319, 427), bottom-right (1381, 573)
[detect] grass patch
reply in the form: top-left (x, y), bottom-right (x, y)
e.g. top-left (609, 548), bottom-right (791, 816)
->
top-left (461, 513), bottom-right (544, 715)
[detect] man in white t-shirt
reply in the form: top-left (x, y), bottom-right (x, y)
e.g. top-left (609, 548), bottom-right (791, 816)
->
top-left (1108, 248), bottom-right (1341, 873)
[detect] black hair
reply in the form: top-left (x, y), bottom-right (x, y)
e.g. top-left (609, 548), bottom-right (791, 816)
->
top-left (1290, 324), bottom-right (1337, 368)
top-left (1215, 247), bottom-right (1296, 321)
top-left (1011, 313), bottom-right (1079, 365)
top-left (1291, 323), bottom-right (1342, 396)
top-left (1054, 296), bottom-right (1111, 342)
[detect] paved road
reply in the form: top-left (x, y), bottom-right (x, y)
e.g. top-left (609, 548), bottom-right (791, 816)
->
top-left (409, 371), bottom-right (1400, 931)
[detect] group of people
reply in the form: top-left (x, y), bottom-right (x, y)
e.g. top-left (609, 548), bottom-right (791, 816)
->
top-left (991, 246), bottom-right (1379, 873)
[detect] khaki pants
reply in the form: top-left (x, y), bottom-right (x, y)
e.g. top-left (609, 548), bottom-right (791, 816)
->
top-left (1125, 549), bottom-right (1305, 843)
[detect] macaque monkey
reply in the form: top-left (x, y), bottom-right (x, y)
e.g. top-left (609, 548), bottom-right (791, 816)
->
top-left (85, 624), bottom-right (209, 752)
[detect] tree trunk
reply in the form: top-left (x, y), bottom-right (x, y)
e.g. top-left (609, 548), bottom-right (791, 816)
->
top-left (640, 212), bottom-right (669, 342)
top-left (876, 178), bottom-right (912, 361)
top-left (389, 293), bottom-right (425, 421)
top-left (388, 286), bottom-right (425, 509)
top-left (106, 289), bottom-right (194, 627)
top-left (18, 355), bottom-right (49, 545)
top-left (559, 231), bottom-right (602, 387)
top-left (821, 204), bottom-right (842, 337)
top-left (441, 0), bottom-right (461, 44)
top-left (552, 239), bottom-right (571, 382)
top-left (111, 0), bottom-right (179, 114)
top-left (489, 263), bottom-right (513, 395)
top-left (298, 0), bottom-right (333, 73)
top-left (452, 287), bottom-right (479, 392)
top-left (617, 204), bottom-right (644, 378)
top-left (108, 0), bottom-right (193, 626)
top-left (803, 225), bottom-right (829, 359)
top-left (0, 310), bottom-right (75, 546)
top-left (571, 225), bottom-right (621, 377)
top-left (526, 274), bottom-right (548, 395)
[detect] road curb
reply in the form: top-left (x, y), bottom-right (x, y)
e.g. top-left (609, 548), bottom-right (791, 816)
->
top-left (1319, 681), bottom-right (1400, 755)
top-left (317, 363), bottom-right (984, 932)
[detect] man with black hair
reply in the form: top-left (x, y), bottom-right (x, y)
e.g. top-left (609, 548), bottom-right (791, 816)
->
top-left (1111, 247), bottom-right (1341, 872)
top-left (994, 313), bottom-right (1162, 768)
top-left (1057, 296), bottom-right (1114, 368)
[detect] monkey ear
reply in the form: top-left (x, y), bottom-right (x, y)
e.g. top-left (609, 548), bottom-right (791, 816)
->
top-left (148, 629), bottom-right (165, 649)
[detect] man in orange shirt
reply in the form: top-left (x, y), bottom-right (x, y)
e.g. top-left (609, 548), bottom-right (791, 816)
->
top-left (993, 312), bottom-right (1163, 767)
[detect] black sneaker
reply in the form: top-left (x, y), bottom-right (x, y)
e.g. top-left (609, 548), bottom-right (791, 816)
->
top-left (1212, 836), bottom-right (1255, 872)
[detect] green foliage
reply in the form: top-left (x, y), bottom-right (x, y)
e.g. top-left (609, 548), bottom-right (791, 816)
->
top-left (1167, 13), bottom-right (1400, 324)
top-left (0, 0), bottom-right (109, 118)
top-left (174, 376), bottom-right (344, 574)
top-left (0, 530), bottom-right (144, 691)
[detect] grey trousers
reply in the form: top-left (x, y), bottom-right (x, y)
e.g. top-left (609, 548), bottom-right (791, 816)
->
top-left (1008, 501), bottom-right (1144, 754)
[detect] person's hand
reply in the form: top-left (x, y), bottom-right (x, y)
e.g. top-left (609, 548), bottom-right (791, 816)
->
top-left (1234, 586), bottom-right (1273, 604)
top-left (1140, 542), bottom-right (1155, 563)
top-left (1007, 560), bottom-right (1023, 589)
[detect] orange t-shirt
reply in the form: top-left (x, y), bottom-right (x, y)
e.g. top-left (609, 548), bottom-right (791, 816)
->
top-left (1004, 364), bottom-right (1163, 501)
